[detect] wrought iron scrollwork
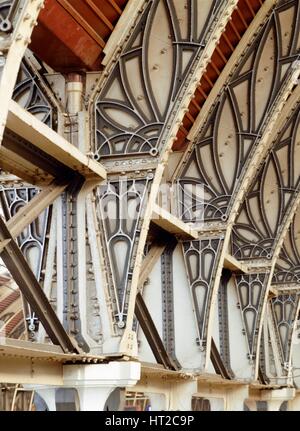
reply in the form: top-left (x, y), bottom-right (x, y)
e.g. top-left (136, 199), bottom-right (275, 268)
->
top-left (182, 237), bottom-right (224, 347)
top-left (94, 0), bottom-right (219, 158)
top-left (176, 0), bottom-right (300, 224)
top-left (95, 177), bottom-right (151, 328)
top-left (234, 272), bottom-right (270, 361)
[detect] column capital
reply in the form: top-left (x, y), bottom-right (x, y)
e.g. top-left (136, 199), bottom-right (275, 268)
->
top-left (62, 361), bottom-right (141, 388)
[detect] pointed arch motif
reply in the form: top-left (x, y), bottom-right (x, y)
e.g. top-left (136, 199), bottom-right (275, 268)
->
top-left (182, 237), bottom-right (224, 345)
top-left (176, 0), bottom-right (300, 224)
top-left (94, 0), bottom-right (220, 158)
top-left (232, 106), bottom-right (300, 260)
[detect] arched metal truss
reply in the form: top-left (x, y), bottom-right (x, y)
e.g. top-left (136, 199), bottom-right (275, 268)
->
top-left (94, 0), bottom-right (220, 158)
top-left (2, 0), bottom-right (300, 411)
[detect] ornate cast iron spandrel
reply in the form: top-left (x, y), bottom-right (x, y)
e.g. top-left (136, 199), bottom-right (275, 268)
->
top-left (234, 272), bottom-right (270, 361)
top-left (0, 0), bottom-right (19, 33)
top-left (13, 60), bottom-right (54, 127)
top-left (95, 177), bottom-right (151, 329)
top-left (175, 0), bottom-right (300, 225)
top-left (273, 209), bottom-right (300, 285)
top-left (232, 105), bottom-right (300, 260)
top-left (182, 237), bottom-right (224, 347)
top-left (0, 186), bottom-right (49, 280)
top-left (94, 0), bottom-right (219, 158)
top-left (0, 184), bottom-right (50, 338)
top-left (271, 293), bottom-right (299, 366)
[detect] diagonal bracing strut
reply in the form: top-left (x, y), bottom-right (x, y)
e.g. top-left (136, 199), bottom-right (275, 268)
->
top-left (135, 292), bottom-right (178, 371)
top-left (0, 216), bottom-right (79, 353)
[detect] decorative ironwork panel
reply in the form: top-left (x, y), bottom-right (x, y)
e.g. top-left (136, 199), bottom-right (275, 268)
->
top-left (234, 272), bottom-right (270, 361)
top-left (232, 105), bottom-right (300, 259)
top-left (0, 184), bottom-right (49, 337)
top-left (0, 0), bottom-right (19, 33)
top-left (218, 268), bottom-right (234, 376)
top-left (3, 53), bottom-right (55, 282)
top-left (176, 0), bottom-right (300, 223)
top-left (0, 186), bottom-right (49, 279)
top-left (13, 60), bottom-right (53, 127)
top-left (0, 54), bottom-right (57, 336)
top-left (94, 0), bottom-right (220, 158)
top-left (271, 294), bottom-right (299, 364)
top-left (182, 237), bottom-right (224, 347)
top-left (273, 209), bottom-right (300, 285)
top-left (95, 177), bottom-right (151, 328)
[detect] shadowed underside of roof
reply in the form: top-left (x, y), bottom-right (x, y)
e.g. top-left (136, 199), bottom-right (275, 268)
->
top-left (29, 0), bottom-right (128, 71)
